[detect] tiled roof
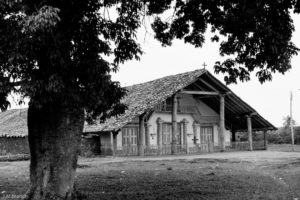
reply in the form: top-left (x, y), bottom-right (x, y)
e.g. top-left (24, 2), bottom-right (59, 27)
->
top-left (84, 69), bottom-right (206, 132)
top-left (0, 109), bottom-right (28, 137)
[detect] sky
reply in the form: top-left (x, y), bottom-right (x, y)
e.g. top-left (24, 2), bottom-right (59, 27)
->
top-left (111, 14), bottom-right (300, 127)
top-left (8, 13), bottom-right (300, 128)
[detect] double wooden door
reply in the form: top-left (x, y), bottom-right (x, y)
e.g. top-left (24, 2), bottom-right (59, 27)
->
top-left (200, 126), bottom-right (214, 152)
top-left (162, 123), bottom-right (181, 145)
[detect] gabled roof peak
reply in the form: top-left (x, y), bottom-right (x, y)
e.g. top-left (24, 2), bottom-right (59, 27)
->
top-left (85, 68), bottom-right (207, 132)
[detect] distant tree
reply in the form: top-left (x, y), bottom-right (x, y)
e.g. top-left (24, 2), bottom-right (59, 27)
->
top-left (1, 0), bottom-right (300, 199)
top-left (283, 115), bottom-right (296, 129)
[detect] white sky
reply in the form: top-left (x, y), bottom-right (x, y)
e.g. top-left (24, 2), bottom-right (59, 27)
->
top-left (111, 13), bottom-right (300, 127)
top-left (8, 13), bottom-right (300, 127)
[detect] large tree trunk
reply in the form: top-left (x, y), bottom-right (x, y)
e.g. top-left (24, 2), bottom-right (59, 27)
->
top-left (25, 103), bottom-right (85, 200)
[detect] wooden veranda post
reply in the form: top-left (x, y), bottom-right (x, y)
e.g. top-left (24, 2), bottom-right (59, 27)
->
top-left (110, 132), bottom-right (115, 156)
top-left (219, 94), bottom-right (226, 151)
top-left (145, 123), bottom-right (151, 148)
top-left (138, 114), bottom-right (146, 156)
top-left (247, 116), bottom-right (253, 151)
top-left (264, 130), bottom-right (268, 150)
top-left (157, 118), bottom-right (163, 155)
top-left (171, 94), bottom-right (178, 155)
top-left (193, 122), bottom-right (198, 145)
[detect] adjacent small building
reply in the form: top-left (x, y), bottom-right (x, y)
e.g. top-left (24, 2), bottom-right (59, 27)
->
top-left (84, 69), bottom-right (276, 156)
top-left (0, 109), bottom-right (29, 155)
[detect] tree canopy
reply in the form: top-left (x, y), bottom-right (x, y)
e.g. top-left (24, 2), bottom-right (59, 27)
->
top-left (1, 0), bottom-right (299, 120)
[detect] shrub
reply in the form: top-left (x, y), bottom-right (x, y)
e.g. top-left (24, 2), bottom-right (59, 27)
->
top-left (268, 126), bottom-right (300, 144)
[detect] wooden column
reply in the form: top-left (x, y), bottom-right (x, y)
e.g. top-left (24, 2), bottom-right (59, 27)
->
top-left (264, 130), bottom-right (268, 150)
top-left (182, 119), bottom-right (188, 144)
top-left (113, 133), bottom-right (117, 153)
top-left (247, 115), bottom-right (253, 151)
top-left (193, 122), bottom-right (198, 144)
top-left (110, 132), bottom-right (115, 156)
top-left (145, 123), bottom-right (151, 147)
top-left (219, 94), bottom-right (226, 151)
top-left (138, 114), bottom-right (146, 156)
top-left (157, 118), bottom-right (163, 154)
top-left (171, 94), bottom-right (178, 155)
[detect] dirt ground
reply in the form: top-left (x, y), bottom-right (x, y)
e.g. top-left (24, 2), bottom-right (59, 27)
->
top-left (0, 149), bottom-right (300, 200)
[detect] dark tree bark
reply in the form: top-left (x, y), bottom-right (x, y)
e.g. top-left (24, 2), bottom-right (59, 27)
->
top-left (25, 103), bottom-right (85, 200)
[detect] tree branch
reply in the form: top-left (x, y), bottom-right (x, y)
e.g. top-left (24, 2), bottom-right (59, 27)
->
top-left (8, 80), bottom-right (27, 87)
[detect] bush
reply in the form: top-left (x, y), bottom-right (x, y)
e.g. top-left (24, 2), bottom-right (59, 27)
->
top-left (268, 126), bottom-right (300, 144)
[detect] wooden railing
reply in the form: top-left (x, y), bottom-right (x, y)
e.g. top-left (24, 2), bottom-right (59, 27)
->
top-left (101, 144), bottom-right (215, 156)
top-left (100, 141), bottom-right (267, 156)
top-left (227, 141), bottom-right (250, 151)
top-left (253, 141), bottom-right (266, 150)
top-left (227, 141), bottom-right (266, 151)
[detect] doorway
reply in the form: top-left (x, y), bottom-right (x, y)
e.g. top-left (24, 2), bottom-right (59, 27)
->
top-left (200, 126), bottom-right (214, 152)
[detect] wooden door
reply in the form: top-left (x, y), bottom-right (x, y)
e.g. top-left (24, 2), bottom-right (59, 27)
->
top-left (162, 124), bottom-right (172, 145)
top-left (122, 127), bottom-right (138, 156)
top-left (200, 126), bottom-right (214, 152)
top-left (162, 123), bottom-right (182, 145)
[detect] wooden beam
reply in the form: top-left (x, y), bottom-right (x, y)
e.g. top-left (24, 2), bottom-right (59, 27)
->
top-left (181, 90), bottom-right (220, 95)
top-left (193, 82), bottom-right (207, 91)
top-left (198, 78), bottom-right (219, 92)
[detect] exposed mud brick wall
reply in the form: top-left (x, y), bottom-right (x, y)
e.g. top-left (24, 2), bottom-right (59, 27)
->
top-left (0, 137), bottom-right (30, 155)
top-left (0, 136), bottom-right (102, 157)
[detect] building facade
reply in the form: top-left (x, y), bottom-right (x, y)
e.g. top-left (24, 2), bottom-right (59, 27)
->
top-left (84, 69), bottom-right (275, 156)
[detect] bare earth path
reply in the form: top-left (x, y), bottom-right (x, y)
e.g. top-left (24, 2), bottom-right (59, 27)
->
top-left (1, 150), bottom-right (300, 200)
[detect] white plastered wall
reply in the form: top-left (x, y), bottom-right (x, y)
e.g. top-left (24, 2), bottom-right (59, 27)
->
top-left (147, 112), bottom-right (195, 145)
top-left (114, 93), bottom-right (232, 147)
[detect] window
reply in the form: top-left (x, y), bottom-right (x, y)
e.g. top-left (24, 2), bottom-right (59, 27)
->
top-left (122, 127), bottom-right (138, 145)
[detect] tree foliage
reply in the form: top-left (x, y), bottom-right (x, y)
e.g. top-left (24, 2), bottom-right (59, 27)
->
top-left (150, 0), bottom-right (300, 84)
top-left (283, 115), bottom-right (296, 128)
top-left (1, 0), bottom-right (300, 121)
top-left (268, 126), bottom-right (300, 144)
top-left (0, 0), bottom-right (146, 122)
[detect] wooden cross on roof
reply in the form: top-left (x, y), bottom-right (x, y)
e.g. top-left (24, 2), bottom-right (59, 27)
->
top-left (202, 62), bottom-right (207, 69)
